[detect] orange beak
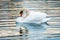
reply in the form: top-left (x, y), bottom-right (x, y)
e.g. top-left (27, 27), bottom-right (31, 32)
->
top-left (20, 13), bottom-right (23, 17)
top-left (20, 11), bottom-right (23, 17)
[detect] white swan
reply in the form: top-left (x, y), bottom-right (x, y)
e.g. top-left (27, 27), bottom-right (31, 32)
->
top-left (16, 10), bottom-right (50, 24)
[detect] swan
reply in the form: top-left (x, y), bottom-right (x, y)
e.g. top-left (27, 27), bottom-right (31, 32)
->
top-left (16, 9), bottom-right (50, 24)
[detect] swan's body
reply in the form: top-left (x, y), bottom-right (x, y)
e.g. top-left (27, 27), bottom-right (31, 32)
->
top-left (16, 11), bottom-right (50, 24)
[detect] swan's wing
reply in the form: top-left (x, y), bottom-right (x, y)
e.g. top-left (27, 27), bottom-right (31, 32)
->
top-left (35, 18), bottom-right (51, 24)
top-left (41, 18), bottom-right (51, 23)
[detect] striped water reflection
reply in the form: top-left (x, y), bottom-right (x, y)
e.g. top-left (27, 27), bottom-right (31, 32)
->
top-left (0, 23), bottom-right (60, 40)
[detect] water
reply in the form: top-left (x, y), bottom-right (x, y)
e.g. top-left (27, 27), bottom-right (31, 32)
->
top-left (0, 23), bottom-right (60, 40)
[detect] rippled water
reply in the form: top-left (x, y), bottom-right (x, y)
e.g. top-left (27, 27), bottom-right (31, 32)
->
top-left (0, 23), bottom-right (60, 40)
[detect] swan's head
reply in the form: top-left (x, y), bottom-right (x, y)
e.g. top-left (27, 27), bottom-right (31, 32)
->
top-left (19, 8), bottom-right (29, 17)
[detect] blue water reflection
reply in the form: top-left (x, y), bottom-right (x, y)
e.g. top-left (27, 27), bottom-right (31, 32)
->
top-left (16, 22), bottom-right (48, 31)
top-left (16, 22), bottom-right (49, 39)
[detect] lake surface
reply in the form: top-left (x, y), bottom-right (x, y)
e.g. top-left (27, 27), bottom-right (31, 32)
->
top-left (0, 23), bottom-right (60, 40)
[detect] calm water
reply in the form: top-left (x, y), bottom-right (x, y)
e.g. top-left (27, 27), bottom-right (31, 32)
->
top-left (0, 23), bottom-right (60, 40)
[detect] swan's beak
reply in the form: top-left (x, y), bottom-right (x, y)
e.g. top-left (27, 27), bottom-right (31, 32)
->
top-left (20, 13), bottom-right (23, 17)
